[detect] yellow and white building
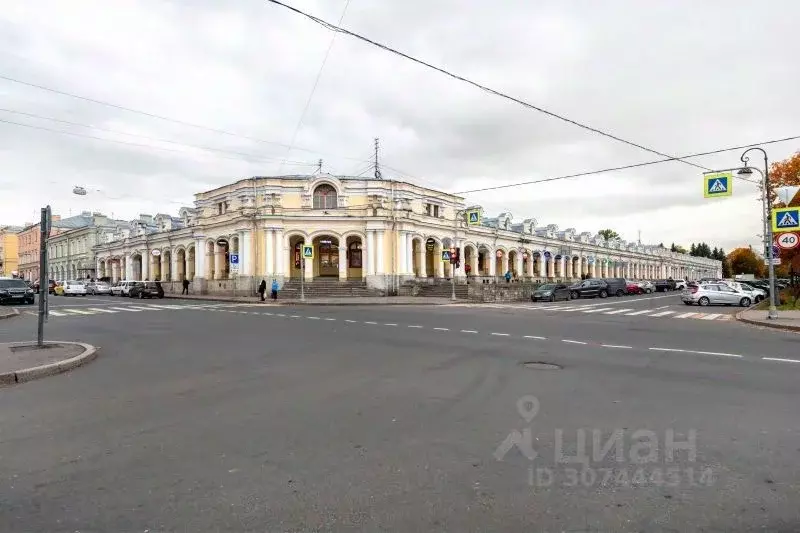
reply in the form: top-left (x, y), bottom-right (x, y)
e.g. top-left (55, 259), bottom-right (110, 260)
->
top-left (92, 174), bottom-right (722, 294)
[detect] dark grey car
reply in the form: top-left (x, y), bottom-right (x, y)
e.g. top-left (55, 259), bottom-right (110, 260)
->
top-left (531, 283), bottom-right (571, 302)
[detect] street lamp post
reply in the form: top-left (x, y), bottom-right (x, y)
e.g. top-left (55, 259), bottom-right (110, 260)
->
top-left (451, 206), bottom-right (481, 301)
top-left (738, 147), bottom-right (778, 319)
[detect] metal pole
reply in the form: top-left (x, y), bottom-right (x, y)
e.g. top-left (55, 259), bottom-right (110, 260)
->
top-left (764, 156), bottom-right (778, 319)
top-left (300, 257), bottom-right (306, 301)
top-left (37, 207), bottom-right (49, 347)
top-left (452, 210), bottom-right (459, 301)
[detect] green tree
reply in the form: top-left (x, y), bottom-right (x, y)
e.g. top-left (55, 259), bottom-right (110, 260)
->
top-left (670, 243), bottom-right (677, 252)
top-left (727, 247), bottom-right (765, 277)
top-left (690, 243), bottom-right (697, 256)
top-left (598, 229), bottom-right (620, 242)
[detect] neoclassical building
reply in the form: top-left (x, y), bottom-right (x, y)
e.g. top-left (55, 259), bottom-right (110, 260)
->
top-left (92, 174), bottom-right (722, 294)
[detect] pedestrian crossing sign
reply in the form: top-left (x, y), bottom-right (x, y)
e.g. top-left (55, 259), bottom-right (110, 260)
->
top-left (466, 209), bottom-right (481, 225)
top-left (771, 207), bottom-right (800, 233)
top-left (302, 245), bottom-right (314, 259)
top-left (441, 250), bottom-right (452, 262)
top-left (703, 172), bottom-right (733, 198)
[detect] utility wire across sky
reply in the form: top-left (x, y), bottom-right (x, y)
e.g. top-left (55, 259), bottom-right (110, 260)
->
top-left (265, 0), bottom-right (714, 173)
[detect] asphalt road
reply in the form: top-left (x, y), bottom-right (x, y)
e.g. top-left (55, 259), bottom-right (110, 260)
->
top-left (1, 297), bottom-right (799, 532)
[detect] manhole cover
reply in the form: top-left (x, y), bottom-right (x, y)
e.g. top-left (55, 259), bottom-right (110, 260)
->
top-left (522, 361), bottom-right (562, 370)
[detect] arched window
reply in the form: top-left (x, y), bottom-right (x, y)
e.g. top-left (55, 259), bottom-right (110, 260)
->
top-left (313, 184), bottom-right (338, 209)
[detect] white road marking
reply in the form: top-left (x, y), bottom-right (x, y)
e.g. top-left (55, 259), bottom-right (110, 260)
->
top-left (48, 310), bottom-right (67, 316)
top-left (345, 319), bottom-right (357, 323)
top-left (604, 308), bottom-right (633, 315)
top-left (583, 308), bottom-right (614, 313)
top-left (601, 344), bottom-right (632, 349)
top-left (562, 339), bottom-right (587, 345)
top-left (649, 347), bottom-right (686, 353)
top-left (649, 311), bottom-right (676, 317)
top-left (290, 315), bottom-right (301, 318)
top-left (86, 307), bottom-right (118, 313)
top-left (264, 312), bottom-right (274, 315)
top-left (434, 327), bottom-right (450, 331)
top-left (61, 308), bottom-right (94, 315)
top-left (461, 329), bottom-right (478, 333)
top-left (276, 313), bottom-right (286, 317)
top-left (686, 350), bottom-right (742, 358)
top-left (307, 316), bottom-right (320, 320)
top-left (675, 312), bottom-right (698, 318)
top-left (324, 318), bottom-right (336, 321)
top-left (364, 321), bottom-right (378, 324)
top-left (762, 357), bottom-right (800, 364)
top-left (524, 335), bottom-right (546, 340)
top-left (108, 306), bottom-right (142, 312)
top-left (652, 305), bottom-right (671, 310)
top-left (490, 332), bottom-right (509, 336)
top-left (700, 313), bottom-right (722, 320)
top-left (625, 309), bottom-right (654, 316)
top-left (129, 306), bottom-right (162, 311)
top-left (384, 323), bottom-right (398, 326)
top-left (407, 325), bottom-right (423, 328)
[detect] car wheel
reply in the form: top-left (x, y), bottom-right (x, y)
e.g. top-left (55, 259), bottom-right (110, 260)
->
top-left (684, 301), bottom-right (693, 305)
top-left (570, 291), bottom-right (579, 300)
top-left (158, 294), bottom-right (164, 299)
top-left (615, 289), bottom-right (625, 297)
top-left (599, 290), bottom-right (608, 298)
top-left (740, 297), bottom-right (752, 307)
top-left (698, 296), bottom-right (710, 307)
top-left (549, 294), bottom-right (555, 302)
top-left (139, 292), bottom-right (145, 299)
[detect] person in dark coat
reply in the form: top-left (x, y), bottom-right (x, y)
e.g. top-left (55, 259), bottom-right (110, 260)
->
top-left (258, 279), bottom-right (267, 301)
top-left (182, 278), bottom-right (190, 295)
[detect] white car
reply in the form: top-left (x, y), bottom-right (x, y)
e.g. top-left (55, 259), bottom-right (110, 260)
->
top-left (112, 280), bottom-right (138, 297)
top-left (63, 280), bottom-right (87, 297)
top-left (86, 281), bottom-right (112, 295)
top-left (724, 281), bottom-right (766, 303)
top-left (673, 278), bottom-right (687, 290)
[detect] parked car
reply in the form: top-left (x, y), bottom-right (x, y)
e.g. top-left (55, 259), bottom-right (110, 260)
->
top-left (726, 281), bottom-right (766, 303)
top-left (62, 280), bottom-right (88, 297)
top-left (53, 282), bottom-right (65, 296)
top-left (111, 280), bottom-right (138, 297)
top-left (638, 280), bottom-right (655, 294)
top-left (602, 278), bottom-right (628, 297)
top-left (0, 278), bottom-right (36, 305)
top-left (627, 280), bottom-right (653, 295)
top-left (654, 279), bottom-right (677, 292)
top-left (681, 283), bottom-right (753, 307)
top-left (47, 280), bottom-right (57, 294)
top-left (569, 279), bottom-right (609, 299)
top-left (86, 281), bottom-right (112, 295)
top-left (531, 283), bottom-right (571, 302)
top-left (129, 281), bottom-right (164, 299)
top-left (673, 279), bottom-right (687, 290)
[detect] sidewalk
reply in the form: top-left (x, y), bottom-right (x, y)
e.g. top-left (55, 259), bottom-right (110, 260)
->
top-left (164, 293), bottom-right (455, 305)
top-left (0, 341), bottom-right (98, 385)
top-left (736, 309), bottom-right (800, 332)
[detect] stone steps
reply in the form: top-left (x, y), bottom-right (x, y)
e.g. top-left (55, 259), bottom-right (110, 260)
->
top-left (280, 279), bottom-right (383, 297)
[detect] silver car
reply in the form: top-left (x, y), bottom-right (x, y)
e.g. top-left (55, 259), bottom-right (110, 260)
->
top-left (86, 281), bottom-right (112, 295)
top-left (681, 283), bottom-right (753, 307)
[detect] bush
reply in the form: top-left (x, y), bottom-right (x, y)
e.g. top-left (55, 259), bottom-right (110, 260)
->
top-left (778, 286), bottom-right (800, 309)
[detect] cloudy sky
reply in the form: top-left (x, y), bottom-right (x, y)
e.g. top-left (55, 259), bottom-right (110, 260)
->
top-left (1, 0), bottom-right (798, 251)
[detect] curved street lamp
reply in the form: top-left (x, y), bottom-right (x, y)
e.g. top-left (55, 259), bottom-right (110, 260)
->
top-left (738, 147), bottom-right (778, 319)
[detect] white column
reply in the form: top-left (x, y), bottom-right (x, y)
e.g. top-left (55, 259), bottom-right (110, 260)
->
top-left (538, 255), bottom-right (546, 278)
top-left (365, 231), bottom-right (374, 276)
top-left (376, 231), bottom-right (385, 274)
top-left (338, 243), bottom-right (347, 280)
top-left (275, 231), bottom-right (284, 277)
top-left (501, 253), bottom-right (509, 275)
top-left (547, 256), bottom-right (555, 278)
top-left (489, 252), bottom-right (497, 277)
top-left (238, 231), bottom-right (247, 276)
top-left (265, 230), bottom-right (274, 275)
top-left (141, 251), bottom-right (150, 280)
top-left (455, 240), bottom-right (466, 279)
top-left (195, 239), bottom-right (206, 280)
top-left (397, 231), bottom-right (406, 275)
top-left (406, 233), bottom-right (413, 274)
top-left (419, 246), bottom-right (428, 278)
top-left (565, 257), bottom-right (572, 279)
top-left (435, 246), bottom-right (445, 278)
top-left (514, 251), bottom-right (523, 278)
top-left (170, 251), bottom-right (178, 281)
top-left (557, 256), bottom-right (565, 279)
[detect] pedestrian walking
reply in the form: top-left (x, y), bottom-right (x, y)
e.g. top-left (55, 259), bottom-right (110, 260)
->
top-left (258, 279), bottom-right (267, 301)
top-left (181, 278), bottom-right (189, 295)
top-left (505, 270), bottom-right (512, 283)
top-left (271, 279), bottom-right (279, 300)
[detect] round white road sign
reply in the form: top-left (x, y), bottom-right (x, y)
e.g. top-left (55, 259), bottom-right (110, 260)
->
top-left (776, 232), bottom-right (799, 249)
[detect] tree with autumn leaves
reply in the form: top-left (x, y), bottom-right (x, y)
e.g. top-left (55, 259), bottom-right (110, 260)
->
top-left (727, 247), bottom-right (765, 278)
top-left (769, 150), bottom-right (800, 277)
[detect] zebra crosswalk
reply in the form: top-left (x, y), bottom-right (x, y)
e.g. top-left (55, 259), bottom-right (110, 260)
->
top-left (451, 302), bottom-right (734, 322)
top-left (32, 303), bottom-right (224, 319)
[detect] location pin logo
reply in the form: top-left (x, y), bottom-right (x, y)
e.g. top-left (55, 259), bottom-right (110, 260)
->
top-left (516, 395), bottom-right (540, 423)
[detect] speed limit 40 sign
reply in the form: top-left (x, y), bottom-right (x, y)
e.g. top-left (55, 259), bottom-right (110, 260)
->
top-left (776, 232), bottom-right (799, 249)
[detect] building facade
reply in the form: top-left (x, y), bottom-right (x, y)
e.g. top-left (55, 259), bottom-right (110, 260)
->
top-left (0, 226), bottom-right (23, 277)
top-left (17, 217), bottom-right (61, 282)
top-left (47, 213), bottom-right (128, 281)
top-left (92, 175), bottom-right (722, 294)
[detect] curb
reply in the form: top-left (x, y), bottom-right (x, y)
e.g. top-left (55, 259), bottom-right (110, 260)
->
top-left (0, 308), bottom-right (20, 321)
top-left (734, 310), bottom-right (800, 333)
top-left (164, 295), bottom-right (459, 306)
top-left (0, 341), bottom-right (99, 386)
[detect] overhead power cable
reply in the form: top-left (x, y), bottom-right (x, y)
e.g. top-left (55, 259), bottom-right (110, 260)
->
top-left (0, 74), bottom-right (367, 162)
top-left (453, 134), bottom-right (800, 195)
top-left (277, 0), bottom-right (351, 173)
top-left (0, 108), bottom-right (312, 165)
top-left (265, 0), bottom-right (712, 172)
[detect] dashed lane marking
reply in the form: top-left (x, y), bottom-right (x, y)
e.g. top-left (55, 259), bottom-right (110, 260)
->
top-left (490, 332), bottom-right (509, 336)
top-left (434, 327), bottom-right (450, 331)
top-left (408, 325), bottom-right (423, 328)
top-left (365, 321), bottom-right (378, 325)
top-left (762, 357), bottom-right (800, 364)
top-left (601, 344), bottom-right (632, 349)
top-left (524, 335), bottom-right (547, 340)
top-left (562, 339), bottom-right (587, 345)
top-left (461, 329), bottom-right (478, 333)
